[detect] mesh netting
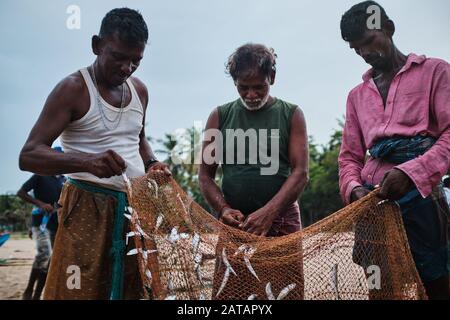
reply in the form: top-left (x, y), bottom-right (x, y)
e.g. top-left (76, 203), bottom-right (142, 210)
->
top-left (123, 172), bottom-right (427, 300)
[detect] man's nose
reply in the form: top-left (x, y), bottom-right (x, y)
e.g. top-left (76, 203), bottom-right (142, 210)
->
top-left (245, 89), bottom-right (258, 100)
top-left (121, 62), bottom-right (132, 75)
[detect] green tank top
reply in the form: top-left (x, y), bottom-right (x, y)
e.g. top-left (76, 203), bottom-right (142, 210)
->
top-left (218, 97), bottom-right (297, 215)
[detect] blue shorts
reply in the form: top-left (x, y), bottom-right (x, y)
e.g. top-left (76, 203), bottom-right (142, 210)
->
top-left (397, 188), bottom-right (449, 283)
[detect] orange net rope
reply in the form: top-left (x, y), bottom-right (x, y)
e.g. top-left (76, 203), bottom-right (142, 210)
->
top-left (123, 172), bottom-right (427, 300)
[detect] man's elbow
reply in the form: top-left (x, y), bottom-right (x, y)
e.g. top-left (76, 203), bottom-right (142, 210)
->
top-left (18, 145), bottom-right (34, 172)
top-left (295, 168), bottom-right (309, 185)
top-left (16, 189), bottom-right (25, 199)
top-left (18, 150), bottom-right (29, 171)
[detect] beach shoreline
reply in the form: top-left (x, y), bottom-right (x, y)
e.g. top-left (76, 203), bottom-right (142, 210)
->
top-left (0, 237), bottom-right (35, 300)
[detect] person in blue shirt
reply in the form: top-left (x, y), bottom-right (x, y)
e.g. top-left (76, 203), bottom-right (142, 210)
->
top-left (17, 147), bottom-right (65, 300)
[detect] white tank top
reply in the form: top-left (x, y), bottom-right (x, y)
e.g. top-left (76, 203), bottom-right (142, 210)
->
top-left (60, 68), bottom-right (145, 192)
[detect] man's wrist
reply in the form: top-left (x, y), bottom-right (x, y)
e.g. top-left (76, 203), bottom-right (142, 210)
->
top-left (144, 158), bottom-right (159, 171)
top-left (218, 204), bottom-right (230, 218)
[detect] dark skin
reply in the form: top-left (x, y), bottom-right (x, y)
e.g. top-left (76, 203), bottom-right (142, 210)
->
top-left (19, 32), bottom-right (170, 178)
top-left (347, 20), bottom-right (413, 202)
top-left (199, 72), bottom-right (309, 236)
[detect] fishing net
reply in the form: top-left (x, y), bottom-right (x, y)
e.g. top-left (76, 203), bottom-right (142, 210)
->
top-left (123, 172), bottom-right (427, 300)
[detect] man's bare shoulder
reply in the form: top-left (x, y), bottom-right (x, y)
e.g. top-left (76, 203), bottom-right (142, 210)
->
top-left (129, 76), bottom-right (147, 90)
top-left (53, 71), bottom-right (86, 97)
top-left (45, 71), bottom-right (89, 121)
top-left (130, 76), bottom-right (148, 107)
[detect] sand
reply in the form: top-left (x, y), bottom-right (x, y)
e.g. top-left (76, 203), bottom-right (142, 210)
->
top-left (0, 237), bottom-right (35, 300)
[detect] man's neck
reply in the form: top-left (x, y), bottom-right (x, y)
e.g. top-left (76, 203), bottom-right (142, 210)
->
top-left (92, 61), bottom-right (118, 90)
top-left (374, 47), bottom-right (408, 78)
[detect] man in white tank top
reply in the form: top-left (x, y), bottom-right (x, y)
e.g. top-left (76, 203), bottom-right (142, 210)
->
top-left (19, 8), bottom-right (169, 300)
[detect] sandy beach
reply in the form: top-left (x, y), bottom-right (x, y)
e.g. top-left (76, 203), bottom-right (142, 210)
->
top-left (0, 236), bottom-right (35, 300)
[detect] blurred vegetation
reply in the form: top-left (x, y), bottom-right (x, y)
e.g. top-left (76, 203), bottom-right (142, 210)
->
top-left (300, 122), bottom-right (344, 227)
top-left (0, 194), bottom-right (33, 232)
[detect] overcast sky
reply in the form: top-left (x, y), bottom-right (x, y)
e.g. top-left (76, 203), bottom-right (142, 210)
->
top-left (0, 0), bottom-right (449, 193)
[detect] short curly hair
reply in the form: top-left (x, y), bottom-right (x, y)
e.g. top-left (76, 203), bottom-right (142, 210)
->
top-left (99, 8), bottom-right (148, 45)
top-left (226, 43), bottom-right (277, 81)
top-left (340, 1), bottom-right (389, 42)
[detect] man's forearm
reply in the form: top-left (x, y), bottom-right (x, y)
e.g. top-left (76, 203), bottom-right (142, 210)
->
top-left (199, 175), bottom-right (228, 214)
top-left (139, 136), bottom-right (157, 166)
top-left (396, 129), bottom-right (450, 198)
top-left (19, 144), bottom-right (86, 175)
top-left (17, 190), bottom-right (46, 208)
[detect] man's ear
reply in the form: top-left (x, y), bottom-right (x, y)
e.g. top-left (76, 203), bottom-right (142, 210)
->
top-left (382, 19), bottom-right (395, 38)
top-left (269, 70), bottom-right (276, 85)
top-left (92, 35), bottom-right (101, 56)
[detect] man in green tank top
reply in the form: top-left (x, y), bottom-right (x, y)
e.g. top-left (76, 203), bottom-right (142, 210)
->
top-left (199, 43), bottom-right (309, 237)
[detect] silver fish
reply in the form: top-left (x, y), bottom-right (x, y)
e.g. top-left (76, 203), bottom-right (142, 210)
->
top-left (136, 224), bottom-right (150, 239)
top-left (180, 233), bottom-right (189, 240)
top-left (331, 264), bottom-right (340, 300)
top-left (194, 252), bottom-right (203, 265)
top-left (147, 178), bottom-right (159, 198)
top-left (216, 268), bottom-right (230, 297)
top-left (141, 249), bottom-right (148, 261)
top-left (247, 294), bottom-right (257, 300)
top-left (234, 244), bottom-right (248, 256)
top-left (155, 214), bottom-right (164, 231)
top-left (222, 248), bottom-right (236, 276)
top-left (265, 282), bottom-right (275, 300)
top-left (244, 256), bottom-right (260, 281)
top-left (126, 231), bottom-right (136, 245)
top-left (192, 233), bottom-right (200, 254)
top-left (122, 173), bottom-right (132, 198)
top-left (234, 244), bottom-right (256, 258)
top-left (194, 252), bottom-right (204, 285)
top-left (245, 246), bottom-right (256, 258)
top-left (277, 283), bottom-right (297, 300)
top-left (164, 295), bottom-right (176, 300)
top-left (196, 264), bottom-right (204, 286)
top-left (145, 269), bottom-right (152, 280)
top-left (377, 199), bottom-right (389, 206)
top-left (167, 278), bottom-right (174, 291)
top-left (127, 248), bottom-right (138, 256)
top-left (168, 227), bottom-right (180, 244)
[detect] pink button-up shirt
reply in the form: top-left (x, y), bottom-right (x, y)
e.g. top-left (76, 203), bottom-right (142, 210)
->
top-left (339, 54), bottom-right (450, 205)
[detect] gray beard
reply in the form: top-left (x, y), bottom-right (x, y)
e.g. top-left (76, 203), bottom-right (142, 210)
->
top-left (240, 94), bottom-right (270, 111)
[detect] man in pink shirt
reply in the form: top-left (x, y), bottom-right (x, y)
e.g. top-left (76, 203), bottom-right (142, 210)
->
top-left (339, 1), bottom-right (449, 299)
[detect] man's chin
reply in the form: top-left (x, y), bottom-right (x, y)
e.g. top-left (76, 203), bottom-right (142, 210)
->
top-left (369, 59), bottom-right (389, 71)
top-left (111, 75), bottom-right (129, 86)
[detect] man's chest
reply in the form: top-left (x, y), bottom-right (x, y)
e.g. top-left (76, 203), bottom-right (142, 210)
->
top-left (353, 79), bottom-right (433, 136)
top-left (373, 75), bottom-right (395, 106)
